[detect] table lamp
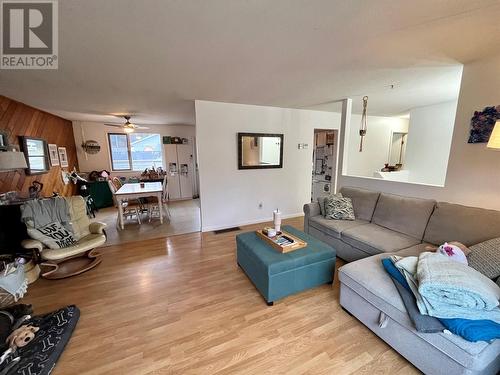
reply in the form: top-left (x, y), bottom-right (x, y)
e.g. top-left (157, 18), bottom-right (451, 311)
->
top-left (487, 120), bottom-right (500, 150)
top-left (0, 147), bottom-right (28, 171)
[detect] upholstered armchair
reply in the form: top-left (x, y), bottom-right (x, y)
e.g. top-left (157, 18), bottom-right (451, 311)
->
top-left (21, 196), bottom-right (107, 279)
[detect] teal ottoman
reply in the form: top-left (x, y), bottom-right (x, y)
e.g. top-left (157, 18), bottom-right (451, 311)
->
top-left (236, 225), bottom-right (336, 305)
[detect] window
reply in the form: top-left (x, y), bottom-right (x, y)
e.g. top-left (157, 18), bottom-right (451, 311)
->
top-left (108, 133), bottom-right (163, 171)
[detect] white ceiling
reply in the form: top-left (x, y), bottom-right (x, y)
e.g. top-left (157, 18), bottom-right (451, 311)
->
top-left (1, 0), bottom-right (500, 125)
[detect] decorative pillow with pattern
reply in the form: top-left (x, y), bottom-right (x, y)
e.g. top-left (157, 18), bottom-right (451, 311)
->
top-left (317, 192), bottom-right (342, 217)
top-left (325, 196), bottom-right (355, 221)
top-left (27, 221), bottom-right (77, 250)
top-left (467, 237), bottom-right (500, 280)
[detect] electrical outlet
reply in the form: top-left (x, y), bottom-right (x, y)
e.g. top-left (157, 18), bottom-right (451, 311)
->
top-left (258, 202), bottom-right (263, 209)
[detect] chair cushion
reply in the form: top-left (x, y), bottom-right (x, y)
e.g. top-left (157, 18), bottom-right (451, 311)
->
top-left (309, 216), bottom-right (369, 239)
top-left (372, 193), bottom-right (435, 239)
top-left (27, 221), bottom-right (77, 249)
top-left (340, 187), bottom-right (380, 221)
top-left (42, 233), bottom-right (106, 260)
top-left (65, 196), bottom-right (91, 240)
top-left (342, 224), bottom-right (421, 256)
top-left (424, 202), bottom-right (500, 246)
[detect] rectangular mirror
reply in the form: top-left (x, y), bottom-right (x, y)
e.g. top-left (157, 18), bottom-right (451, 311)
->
top-left (238, 133), bottom-right (284, 169)
top-left (388, 132), bottom-right (408, 168)
top-left (20, 136), bottom-right (50, 175)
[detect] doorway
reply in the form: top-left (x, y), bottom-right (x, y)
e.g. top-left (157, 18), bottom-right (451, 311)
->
top-left (311, 129), bottom-right (338, 202)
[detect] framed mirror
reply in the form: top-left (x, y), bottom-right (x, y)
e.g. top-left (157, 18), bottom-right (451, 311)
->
top-left (238, 133), bottom-right (284, 169)
top-left (388, 132), bottom-right (408, 168)
top-left (20, 136), bottom-right (50, 175)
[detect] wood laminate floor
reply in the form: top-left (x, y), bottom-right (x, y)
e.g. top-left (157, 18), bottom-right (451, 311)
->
top-left (25, 217), bottom-right (419, 375)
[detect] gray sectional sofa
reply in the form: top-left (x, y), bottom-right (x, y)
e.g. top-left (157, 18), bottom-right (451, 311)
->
top-left (303, 187), bottom-right (500, 375)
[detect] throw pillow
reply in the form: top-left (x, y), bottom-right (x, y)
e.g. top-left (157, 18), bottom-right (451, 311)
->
top-left (317, 192), bottom-right (342, 217)
top-left (467, 237), bottom-right (500, 280)
top-left (27, 222), bottom-right (77, 250)
top-left (436, 242), bottom-right (468, 265)
top-left (325, 196), bottom-right (355, 221)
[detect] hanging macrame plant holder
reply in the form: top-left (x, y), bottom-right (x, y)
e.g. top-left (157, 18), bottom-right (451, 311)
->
top-left (359, 96), bottom-right (368, 152)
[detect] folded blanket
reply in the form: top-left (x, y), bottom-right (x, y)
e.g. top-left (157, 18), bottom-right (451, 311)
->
top-left (21, 197), bottom-right (71, 232)
top-left (382, 259), bottom-right (445, 333)
top-left (440, 318), bottom-right (500, 342)
top-left (391, 255), bottom-right (428, 312)
top-left (417, 252), bottom-right (500, 323)
top-left (382, 258), bottom-right (500, 342)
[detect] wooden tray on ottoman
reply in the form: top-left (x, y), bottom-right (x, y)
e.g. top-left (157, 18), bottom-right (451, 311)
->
top-left (256, 230), bottom-right (308, 253)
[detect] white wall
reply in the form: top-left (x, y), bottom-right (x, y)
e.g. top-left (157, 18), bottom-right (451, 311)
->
top-left (404, 101), bottom-right (457, 185)
top-left (345, 114), bottom-right (409, 177)
top-left (195, 101), bottom-right (342, 231)
top-left (338, 53), bottom-right (500, 210)
top-left (73, 121), bottom-right (196, 177)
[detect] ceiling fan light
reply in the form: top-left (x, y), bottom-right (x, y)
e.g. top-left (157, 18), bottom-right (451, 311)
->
top-left (124, 127), bottom-right (134, 133)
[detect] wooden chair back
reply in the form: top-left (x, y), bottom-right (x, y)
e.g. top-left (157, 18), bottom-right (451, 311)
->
top-left (162, 175), bottom-right (168, 202)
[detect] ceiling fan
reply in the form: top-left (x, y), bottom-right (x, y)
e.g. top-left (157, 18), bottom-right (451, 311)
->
top-left (104, 115), bottom-right (149, 133)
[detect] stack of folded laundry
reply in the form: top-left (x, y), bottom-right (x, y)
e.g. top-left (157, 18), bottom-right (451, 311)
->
top-left (382, 242), bottom-right (500, 342)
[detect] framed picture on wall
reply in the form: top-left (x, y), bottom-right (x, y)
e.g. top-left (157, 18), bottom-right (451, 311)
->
top-left (58, 147), bottom-right (69, 167)
top-left (48, 144), bottom-right (59, 166)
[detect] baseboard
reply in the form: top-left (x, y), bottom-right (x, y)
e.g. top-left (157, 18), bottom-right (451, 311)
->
top-left (202, 212), bottom-right (304, 232)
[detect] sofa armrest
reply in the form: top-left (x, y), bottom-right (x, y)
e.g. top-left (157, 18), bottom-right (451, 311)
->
top-left (303, 202), bottom-right (321, 218)
top-left (21, 239), bottom-right (44, 252)
top-left (89, 222), bottom-right (107, 235)
top-left (303, 202), bottom-right (321, 234)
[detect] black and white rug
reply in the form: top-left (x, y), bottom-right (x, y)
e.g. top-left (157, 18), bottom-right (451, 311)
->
top-left (1, 305), bottom-right (79, 375)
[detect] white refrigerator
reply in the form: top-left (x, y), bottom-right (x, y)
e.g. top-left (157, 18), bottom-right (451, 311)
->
top-left (164, 143), bottom-right (194, 200)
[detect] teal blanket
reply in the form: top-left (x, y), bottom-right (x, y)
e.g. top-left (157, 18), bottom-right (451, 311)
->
top-left (417, 252), bottom-right (500, 323)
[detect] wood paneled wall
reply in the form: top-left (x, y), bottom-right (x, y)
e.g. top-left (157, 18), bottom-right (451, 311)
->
top-left (0, 95), bottom-right (78, 197)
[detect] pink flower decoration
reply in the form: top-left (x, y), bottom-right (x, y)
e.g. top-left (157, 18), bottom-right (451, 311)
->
top-left (443, 246), bottom-right (455, 256)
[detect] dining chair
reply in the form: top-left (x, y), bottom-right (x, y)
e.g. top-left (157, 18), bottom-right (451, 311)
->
top-left (148, 175), bottom-right (171, 222)
top-left (107, 180), bottom-right (142, 227)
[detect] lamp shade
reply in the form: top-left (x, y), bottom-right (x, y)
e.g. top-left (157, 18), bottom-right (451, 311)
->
top-left (487, 120), bottom-right (500, 149)
top-left (0, 151), bottom-right (28, 171)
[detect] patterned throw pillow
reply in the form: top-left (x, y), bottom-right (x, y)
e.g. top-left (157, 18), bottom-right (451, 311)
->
top-left (467, 237), bottom-right (500, 280)
top-left (318, 192), bottom-right (342, 217)
top-left (27, 221), bottom-right (77, 250)
top-left (325, 196), bottom-right (355, 221)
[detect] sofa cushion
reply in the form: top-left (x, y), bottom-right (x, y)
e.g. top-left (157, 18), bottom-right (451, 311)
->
top-left (338, 254), bottom-right (500, 367)
top-left (309, 216), bottom-right (369, 239)
top-left (372, 193), bottom-right (435, 239)
top-left (342, 224), bottom-right (421, 256)
top-left (395, 243), bottom-right (433, 257)
top-left (339, 187), bottom-right (380, 222)
top-left (424, 202), bottom-right (500, 246)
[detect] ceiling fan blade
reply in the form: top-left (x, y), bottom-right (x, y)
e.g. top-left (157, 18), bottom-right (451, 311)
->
top-left (135, 126), bottom-right (150, 130)
top-left (104, 123), bottom-right (124, 128)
